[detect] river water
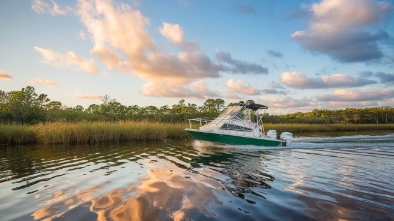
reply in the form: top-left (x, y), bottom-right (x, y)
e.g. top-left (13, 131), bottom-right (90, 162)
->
top-left (1, 134), bottom-right (394, 221)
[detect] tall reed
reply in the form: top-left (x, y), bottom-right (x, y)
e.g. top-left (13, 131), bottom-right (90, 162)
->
top-left (0, 124), bottom-right (36, 145)
top-left (34, 121), bottom-right (189, 145)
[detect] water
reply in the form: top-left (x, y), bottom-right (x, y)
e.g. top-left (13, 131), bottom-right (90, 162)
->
top-left (1, 134), bottom-right (394, 221)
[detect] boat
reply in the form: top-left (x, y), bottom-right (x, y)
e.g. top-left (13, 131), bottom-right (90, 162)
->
top-left (185, 103), bottom-right (292, 146)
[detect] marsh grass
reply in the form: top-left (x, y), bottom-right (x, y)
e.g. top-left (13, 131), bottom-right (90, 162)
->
top-left (1, 122), bottom-right (393, 145)
top-left (0, 121), bottom-right (189, 145)
top-left (0, 124), bottom-right (36, 145)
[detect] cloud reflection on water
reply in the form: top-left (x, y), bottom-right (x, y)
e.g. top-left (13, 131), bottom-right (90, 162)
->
top-left (33, 166), bottom-right (227, 221)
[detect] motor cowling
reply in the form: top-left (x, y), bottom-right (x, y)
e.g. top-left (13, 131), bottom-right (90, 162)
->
top-left (280, 132), bottom-right (293, 141)
top-left (267, 130), bottom-right (277, 139)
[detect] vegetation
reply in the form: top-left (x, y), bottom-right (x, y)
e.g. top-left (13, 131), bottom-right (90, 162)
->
top-left (2, 86), bottom-right (393, 125)
top-left (0, 86), bottom-right (393, 145)
top-left (0, 121), bottom-right (189, 145)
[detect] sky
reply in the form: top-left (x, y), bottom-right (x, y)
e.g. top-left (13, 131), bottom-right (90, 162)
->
top-left (1, 0), bottom-right (394, 114)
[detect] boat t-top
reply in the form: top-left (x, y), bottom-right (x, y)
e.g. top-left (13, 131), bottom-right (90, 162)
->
top-left (185, 103), bottom-right (292, 146)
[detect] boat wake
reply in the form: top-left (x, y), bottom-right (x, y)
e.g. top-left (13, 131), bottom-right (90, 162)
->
top-left (192, 133), bottom-right (394, 150)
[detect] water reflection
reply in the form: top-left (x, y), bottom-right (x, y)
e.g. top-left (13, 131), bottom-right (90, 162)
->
top-left (1, 134), bottom-right (394, 220)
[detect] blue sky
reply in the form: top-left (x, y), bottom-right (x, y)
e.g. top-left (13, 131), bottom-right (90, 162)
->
top-left (1, 0), bottom-right (393, 114)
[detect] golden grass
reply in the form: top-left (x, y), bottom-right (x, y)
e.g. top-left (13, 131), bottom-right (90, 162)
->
top-left (0, 121), bottom-right (189, 145)
top-left (0, 124), bottom-right (36, 145)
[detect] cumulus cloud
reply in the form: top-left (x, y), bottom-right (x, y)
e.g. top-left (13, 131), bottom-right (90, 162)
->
top-left (226, 79), bottom-right (260, 95)
top-left (267, 49), bottom-right (283, 58)
top-left (316, 88), bottom-right (394, 102)
top-left (75, 92), bottom-right (103, 99)
top-left (291, 0), bottom-right (393, 62)
top-left (225, 79), bottom-right (288, 99)
top-left (32, 0), bottom-right (72, 15)
top-left (216, 50), bottom-right (268, 74)
top-left (159, 22), bottom-right (198, 51)
top-left (141, 80), bottom-right (220, 99)
top-left (34, 46), bottom-right (99, 73)
top-left (0, 70), bottom-right (12, 80)
top-left (77, 0), bottom-right (219, 86)
top-left (30, 78), bottom-right (58, 87)
top-left (160, 23), bottom-right (184, 45)
top-left (280, 72), bottom-right (377, 89)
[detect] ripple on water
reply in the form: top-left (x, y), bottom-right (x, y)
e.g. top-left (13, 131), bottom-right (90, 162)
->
top-left (0, 134), bottom-right (394, 220)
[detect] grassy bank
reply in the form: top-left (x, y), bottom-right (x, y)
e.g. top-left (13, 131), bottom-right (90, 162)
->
top-left (0, 121), bottom-right (189, 145)
top-left (1, 122), bottom-right (393, 145)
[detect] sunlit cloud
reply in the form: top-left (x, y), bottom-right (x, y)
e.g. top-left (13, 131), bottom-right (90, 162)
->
top-left (0, 70), bottom-right (12, 80)
top-left (30, 0), bottom-right (273, 98)
top-left (32, 0), bottom-right (72, 15)
top-left (77, 0), bottom-right (219, 86)
top-left (280, 72), bottom-right (377, 89)
top-left (160, 22), bottom-right (184, 45)
top-left (160, 22), bottom-right (198, 51)
top-left (291, 0), bottom-right (393, 62)
top-left (30, 78), bottom-right (58, 87)
top-left (75, 92), bottom-right (103, 99)
top-left (226, 79), bottom-right (260, 95)
top-left (141, 80), bottom-right (220, 99)
top-left (34, 46), bottom-right (99, 73)
top-left (225, 79), bottom-right (288, 98)
top-left (316, 88), bottom-right (394, 102)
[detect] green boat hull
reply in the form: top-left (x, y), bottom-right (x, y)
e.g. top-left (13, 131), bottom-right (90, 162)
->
top-left (185, 129), bottom-right (285, 147)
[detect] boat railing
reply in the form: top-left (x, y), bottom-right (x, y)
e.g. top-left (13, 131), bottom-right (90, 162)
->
top-left (188, 118), bottom-right (215, 129)
top-left (188, 117), bottom-right (255, 136)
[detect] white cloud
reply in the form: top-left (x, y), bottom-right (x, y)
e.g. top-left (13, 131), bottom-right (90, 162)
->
top-left (75, 92), bottom-right (103, 99)
top-left (0, 70), bottom-right (12, 80)
top-left (34, 46), bottom-right (99, 73)
top-left (77, 0), bottom-right (219, 85)
top-left (226, 79), bottom-right (289, 97)
top-left (291, 0), bottom-right (393, 62)
top-left (32, 0), bottom-right (72, 15)
top-left (226, 79), bottom-right (260, 95)
top-left (30, 78), bottom-right (58, 87)
top-left (141, 80), bottom-right (220, 99)
top-left (160, 23), bottom-right (184, 45)
top-left (280, 72), bottom-right (376, 89)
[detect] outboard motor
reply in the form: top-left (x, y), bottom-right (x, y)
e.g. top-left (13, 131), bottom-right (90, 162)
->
top-left (267, 130), bottom-right (277, 139)
top-left (280, 132), bottom-right (293, 142)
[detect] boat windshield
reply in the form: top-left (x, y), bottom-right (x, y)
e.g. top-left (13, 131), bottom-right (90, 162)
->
top-left (216, 105), bottom-right (247, 120)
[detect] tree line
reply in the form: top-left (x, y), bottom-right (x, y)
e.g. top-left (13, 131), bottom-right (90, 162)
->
top-left (1, 86), bottom-right (393, 124)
